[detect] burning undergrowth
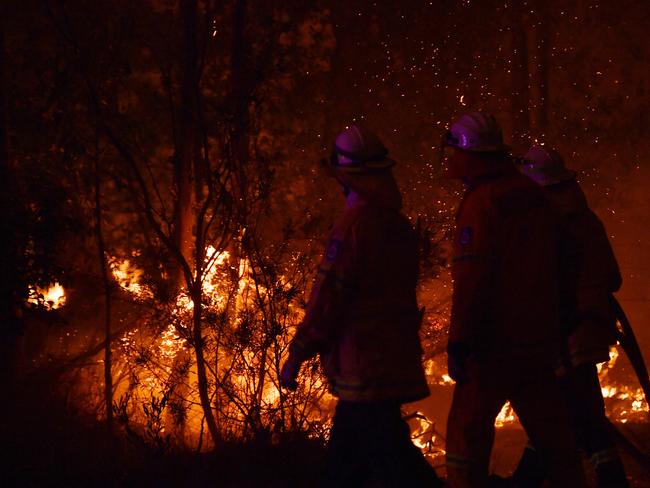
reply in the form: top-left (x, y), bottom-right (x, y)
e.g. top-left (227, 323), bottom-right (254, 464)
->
top-left (86, 246), bottom-right (333, 449)
top-left (23, 263), bottom-right (648, 469)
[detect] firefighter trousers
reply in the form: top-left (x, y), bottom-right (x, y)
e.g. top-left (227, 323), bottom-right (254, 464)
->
top-left (446, 357), bottom-right (586, 488)
top-left (513, 362), bottom-right (628, 487)
top-left (325, 400), bottom-right (443, 487)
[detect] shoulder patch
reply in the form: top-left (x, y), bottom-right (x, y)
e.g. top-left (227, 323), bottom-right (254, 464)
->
top-left (325, 238), bottom-right (343, 263)
top-left (459, 226), bottom-right (473, 246)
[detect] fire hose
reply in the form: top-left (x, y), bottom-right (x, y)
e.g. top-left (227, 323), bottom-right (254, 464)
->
top-left (608, 295), bottom-right (650, 472)
top-left (611, 295), bottom-right (650, 408)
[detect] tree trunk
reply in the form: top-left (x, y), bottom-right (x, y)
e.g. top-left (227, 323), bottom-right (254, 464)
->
top-left (94, 148), bottom-right (113, 430)
top-left (223, 2), bottom-right (250, 434)
top-left (230, 0), bottom-right (249, 218)
top-left (192, 286), bottom-right (221, 446)
top-left (167, 0), bottom-right (201, 444)
top-left (173, 0), bottom-right (199, 286)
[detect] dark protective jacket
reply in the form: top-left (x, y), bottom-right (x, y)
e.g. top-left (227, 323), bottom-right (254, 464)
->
top-left (450, 165), bottom-right (562, 362)
top-left (290, 175), bottom-right (429, 403)
top-left (545, 180), bottom-right (622, 366)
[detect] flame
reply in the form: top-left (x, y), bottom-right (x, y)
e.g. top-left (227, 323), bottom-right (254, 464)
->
top-left (601, 385), bottom-right (618, 398)
top-left (598, 345), bottom-right (649, 422)
top-left (88, 249), bottom-right (650, 450)
top-left (110, 258), bottom-right (152, 298)
top-left (411, 414), bottom-right (435, 450)
top-left (425, 358), bottom-right (454, 385)
top-left (160, 324), bottom-right (187, 360)
top-left (107, 245), bottom-right (318, 446)
top-left (201, 246), bottom-right (230, 300)
top-left (495, 401), bottom-right (517, 427)
top-left (407, 411), bottom-right (446, 462)
top-left (176, 292), bottom-right (194, 311)
top-left (29, 283), bottom-right (66, 309)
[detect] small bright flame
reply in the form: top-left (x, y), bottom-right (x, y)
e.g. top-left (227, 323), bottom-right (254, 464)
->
top-left (177, 292), bottom-right (194, 311)
top-left (495, 401), bottom-right (517, 427)
top-left (598, 346), bottom-right (648, 422)
top-left (601, 385), bottom-right (617, 398)
top-left (110, 258), bottom-right (152, 298)
top-left (411, 414), bottom-right (434, 449)
top-left (440, 374), bottom-right (453, 385)
top-left (160, 324), bottom-right (186, 360)
top-left (407, 411), bottom-right (446, 461)
top-left (29, 283), bottom-right (66, 309)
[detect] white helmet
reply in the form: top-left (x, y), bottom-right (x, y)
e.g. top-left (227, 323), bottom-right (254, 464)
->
top-left (517, 145), bottom-right (576, 186)
top-left (444, 112), bottom-right (509, 152)
top-left (330, 124), bottom-right (395, 173)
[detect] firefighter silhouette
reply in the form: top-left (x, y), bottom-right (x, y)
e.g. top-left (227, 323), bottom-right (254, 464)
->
top-left (443, 113), bottom-right (586, 488)
top-left (512, 145), bottom-right (629, 488)
top-left (280, 124), bottom-right (442, 486)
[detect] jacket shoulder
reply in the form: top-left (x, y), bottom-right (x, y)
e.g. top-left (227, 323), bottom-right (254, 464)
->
top-left (457, 173), bottom-right (536, 219)
top-left (492, 172), bottom-right (549, 216)
top-left (330, 207), bottom-right (364, 240)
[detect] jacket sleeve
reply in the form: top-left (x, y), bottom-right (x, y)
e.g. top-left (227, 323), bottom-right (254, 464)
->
top-left (580, 210), bottom-right (622, 290)
top-left (450, 190), bottom-right (497, 349)
top-left (568, 209), bottom-right (621, 363)
top-left (289, 219), bottom-right (357, 361)
top-left (575, 210), bottom-right (622, 327)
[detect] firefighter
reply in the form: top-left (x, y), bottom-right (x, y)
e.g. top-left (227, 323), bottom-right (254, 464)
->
top-left (443, 112), bottom-right (586, 488)
top-left (280, 124), bottom-right (442, 486)
top-left (512, 145), bottom-right (629, 487)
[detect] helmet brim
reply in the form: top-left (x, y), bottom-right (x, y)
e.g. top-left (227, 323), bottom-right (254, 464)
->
top-left (460, 144), bottom-right (511, 153)
top-left (516, 161), bottom-right (576, 187)
top-left (443, 133), bottom-right (510, 153)
top-left (334, 157), bottom-right (396, 174)
top-left (532, 168), bottom-right (577, 187)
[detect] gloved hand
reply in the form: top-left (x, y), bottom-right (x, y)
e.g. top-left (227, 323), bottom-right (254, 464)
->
top-left (280, 356), bottom-right (302, 390)
top-left (447, 342), bottom-right (471, 385)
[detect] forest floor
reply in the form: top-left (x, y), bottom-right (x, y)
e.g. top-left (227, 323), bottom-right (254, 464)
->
top-left (3, 324), bottom-right (650, 487)
top-left (489, 424), bottom-right (650, 487)
top-left (3, 385), bottom-right (650, 488)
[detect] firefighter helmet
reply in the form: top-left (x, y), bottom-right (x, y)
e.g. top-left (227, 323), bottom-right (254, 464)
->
top-left (444, 112), bottom-right (510, 152)
top-left (330, 124), bottom-right (395, 173)
top-left (517, 145), bottom-right (576, 186)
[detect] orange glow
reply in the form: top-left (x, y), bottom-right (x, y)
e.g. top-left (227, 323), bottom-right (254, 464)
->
top-left (495, 401), bottom-right (517, 427)
top-left (107, 247), bottom-right (322, 447)
top-left (82, 253), bottom-right (650, 450)
top-left (29, 283), bottom-right (66, 309)
top-left (110, 257), bottom-right (152, 298)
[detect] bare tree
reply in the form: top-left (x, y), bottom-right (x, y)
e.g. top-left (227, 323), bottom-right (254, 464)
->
top-left (93, 132), bottom-right (114, 430)
top-left (42, 0), bottom-right (338, 449)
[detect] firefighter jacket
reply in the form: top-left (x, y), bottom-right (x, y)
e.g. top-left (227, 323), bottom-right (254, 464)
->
top-left (450, 165), bottom-right (562, 362)
top-left (289, 176), bottom-right (429, 403)
top-left (545, 180), bottom-right (622, 366)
